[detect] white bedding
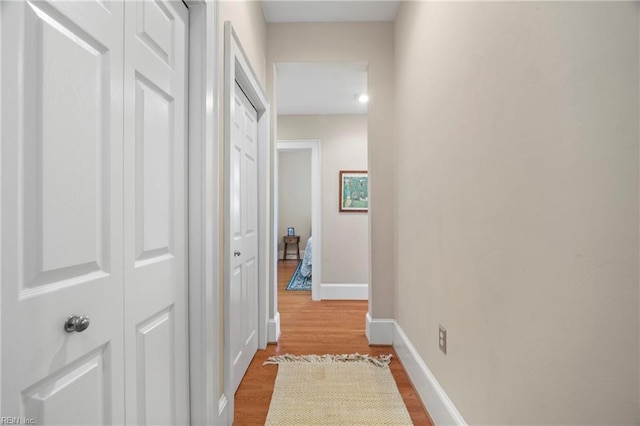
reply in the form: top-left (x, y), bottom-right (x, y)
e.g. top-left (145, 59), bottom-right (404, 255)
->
top-left (300, 236), bottom-right (312, 278)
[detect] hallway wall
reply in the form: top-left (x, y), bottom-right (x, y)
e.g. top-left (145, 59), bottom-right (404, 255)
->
top-left (279, 114), bottom-right (369, 284)
top-left (219, 0), bottom-right (267, 85)
top-left (267, 22), bottom-right (394, 317)
top-left (393, 2), bottom-right (639, 424)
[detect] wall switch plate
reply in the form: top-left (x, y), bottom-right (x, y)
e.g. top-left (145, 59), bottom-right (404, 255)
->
top-left (439, 325), bottom-right (447, 354)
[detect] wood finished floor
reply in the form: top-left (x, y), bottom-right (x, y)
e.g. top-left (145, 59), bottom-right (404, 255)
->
top-left (233, 260), bottom-right (433, 425)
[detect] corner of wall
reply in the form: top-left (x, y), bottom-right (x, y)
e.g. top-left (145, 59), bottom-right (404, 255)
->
top-left (267, 311), bottom-right (281, 343)
top-left (365, 312), bottom-right (394, 345)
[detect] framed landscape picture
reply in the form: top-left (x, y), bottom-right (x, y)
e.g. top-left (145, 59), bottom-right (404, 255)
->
top-left (339, 170), bottom-right (368, 213)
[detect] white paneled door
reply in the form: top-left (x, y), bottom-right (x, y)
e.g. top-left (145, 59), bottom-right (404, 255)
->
top-left (230, 82), bottom-right (259, 393)
top-left (1, 1), bottom-right (126, 423)
top-left (123, 1), bottom-right (189, 425)
top-left (1, 1), bottom-right (189, 424)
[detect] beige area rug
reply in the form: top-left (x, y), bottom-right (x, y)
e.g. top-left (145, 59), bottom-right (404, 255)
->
top-left (263, 354), bottom-right (413, 425)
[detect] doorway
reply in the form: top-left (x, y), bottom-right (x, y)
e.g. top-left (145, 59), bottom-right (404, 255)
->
top-left (273, 62), bottom-right (370, 311)
top-left (222, 22), bottom-right (271, 410)
top-left (277, 140), bottom-right (322, 300)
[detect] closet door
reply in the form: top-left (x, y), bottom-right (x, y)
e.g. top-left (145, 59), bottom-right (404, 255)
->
top-left (228, 82), bottom-right (260, 393)
top-left (123, 1), bottom-right (190, 424)
top-left (1, 1), bottom-right (125, 424)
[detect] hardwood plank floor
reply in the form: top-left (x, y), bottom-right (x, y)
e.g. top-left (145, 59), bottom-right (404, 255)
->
top-left (233, 260), bottom-right (433, 425)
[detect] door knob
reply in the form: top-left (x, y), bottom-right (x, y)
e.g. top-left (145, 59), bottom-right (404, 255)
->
top-left (234, 250), bottom-right (241, 257)
top-left (64, 315), bottom-right (90, 333)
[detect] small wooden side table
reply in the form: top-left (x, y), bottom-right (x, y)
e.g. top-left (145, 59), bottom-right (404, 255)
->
top-left (282, 235), bottom-right (300, 261)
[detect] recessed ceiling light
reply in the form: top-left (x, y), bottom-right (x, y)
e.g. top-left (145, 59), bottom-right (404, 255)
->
top-left (358, 94), bottom-right (369, 103)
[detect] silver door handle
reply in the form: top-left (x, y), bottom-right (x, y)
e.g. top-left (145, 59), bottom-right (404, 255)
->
top-left (64, 315), bottom-right (90, 333)
top-left (234, 251), bottom-right (241, 257)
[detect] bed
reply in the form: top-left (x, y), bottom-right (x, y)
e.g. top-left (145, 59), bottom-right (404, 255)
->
top-left (300, 236), bottom-right (312, 278)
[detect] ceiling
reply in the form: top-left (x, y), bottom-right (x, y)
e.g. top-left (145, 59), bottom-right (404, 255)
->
top-left (261, 1), bottom-right (401, 23)
top-left (276, 62), bottom-right (368, 115)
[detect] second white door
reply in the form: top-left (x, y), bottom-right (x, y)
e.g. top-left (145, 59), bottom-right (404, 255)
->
top-left (229, 82), bottom-right (259, 393)
top-left (123, 1), bottom-right (190, 425)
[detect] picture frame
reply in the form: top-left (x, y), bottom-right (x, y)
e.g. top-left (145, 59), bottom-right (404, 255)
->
top-left (339, 170), bottom-right (368, 213)
top-left (287, 227), bottom-right (295, 236)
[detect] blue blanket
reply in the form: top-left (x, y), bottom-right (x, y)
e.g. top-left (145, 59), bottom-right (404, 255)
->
top-left (286, 236), bottom-right (312, 291)
top-left (300, 236), bottom-right (312, 278)
top-left (286, 261), bottom-right (311, 291)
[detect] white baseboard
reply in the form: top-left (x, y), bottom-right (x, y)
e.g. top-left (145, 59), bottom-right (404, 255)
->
top-left (365, 312), bottom-right (395, 345)
top-left (320, 283), bottom-right (368, 300)
top-left (278, 249), bottom-right (306, 261)
top-left (267, 311), bottom-right (281, 343)
top-left (218, 394), bottom-right (230, 425)
top-left (393, 322), bottom-right (467, 426)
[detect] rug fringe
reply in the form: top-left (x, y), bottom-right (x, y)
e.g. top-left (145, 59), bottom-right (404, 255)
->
top-left (263, 353), bottom-right (392, 368)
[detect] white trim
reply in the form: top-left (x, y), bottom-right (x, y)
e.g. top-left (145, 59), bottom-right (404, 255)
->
top-left (278, 249), bottom-right (307, 260)
top-left (393, 322), bottom-right (467, 426)
top-left (267, 311), bottom-right (281, 343)
top-left (186, 1), bottom-right (224, 425)
top-left (277, 140), bottom-right (322, 300)
top-left (0, 0), bottom-right (3, 410)
top-left (320, 283), bottom-right (368, 300)
top-left (223, 22), bottom-right (271, 414)
top-left (0, 0), bottom-right (3, 413)
top-left (365, 312), bottom-right (394, 345)
top-left (218, 395), bottom-right (229, 425)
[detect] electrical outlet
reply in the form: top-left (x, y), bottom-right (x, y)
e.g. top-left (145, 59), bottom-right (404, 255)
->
top-left (439, 325), bottom-right (447, 354)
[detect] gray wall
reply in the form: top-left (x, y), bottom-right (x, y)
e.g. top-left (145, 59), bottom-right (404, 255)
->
top-left (394, 2), bottom-right (639, 424)
top-left (278, 150), bottom-right (311, 257)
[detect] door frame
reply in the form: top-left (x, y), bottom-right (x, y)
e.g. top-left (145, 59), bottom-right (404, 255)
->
top-left (223, 21), bottom-right (271, 417)
top-left (185, 0), bottom-right (227, 425)
top-left (276, 140), bottom-right (322, 301)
